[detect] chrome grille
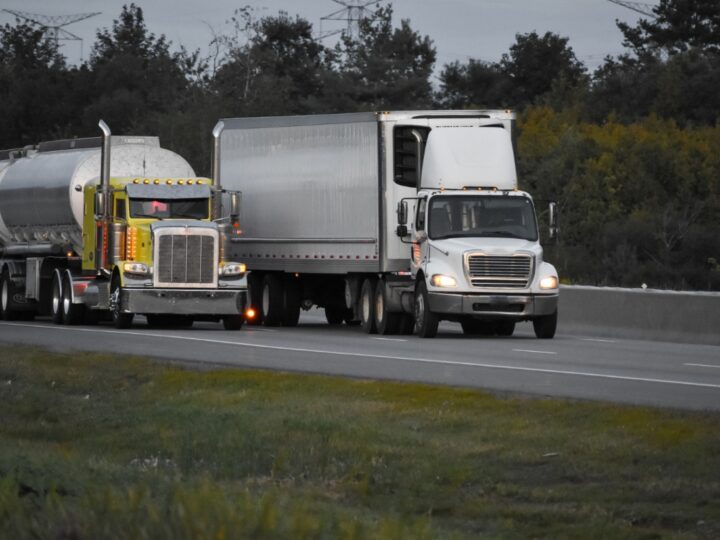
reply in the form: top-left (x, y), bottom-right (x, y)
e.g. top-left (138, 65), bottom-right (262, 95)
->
top-left (467, 254), bottom-right (533, 288)
top-left (156, 233), bottom-right (215, 286)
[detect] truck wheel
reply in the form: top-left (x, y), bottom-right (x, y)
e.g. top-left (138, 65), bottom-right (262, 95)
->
top-left (50, 272), bottom-right (64, 325)
top-left (359, 278), bottom-right (377, 334)
top-left (533, 310), bottom-right (557, 339)
top-left (246, 272), bottom-right (264, 326)
top-left (495, 321), bottom-right (515, 337)
top-left (110, 277), bottom-right (134, 329)
top-left (282, 276), bottom-right (301, 327)
top-left (262, 274), bottom-right (284, 327)
top-left (414, 280), bottom-right (439, 338)
top-left (62, 274), bottom-right (85, 325)
top-left (374, 280), bottom-right (401, 335)
top-left (223, 315), bottom-right (244, 330)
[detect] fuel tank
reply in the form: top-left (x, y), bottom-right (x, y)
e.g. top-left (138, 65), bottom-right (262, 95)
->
top-left (0, 136), bottom-right (195, 254)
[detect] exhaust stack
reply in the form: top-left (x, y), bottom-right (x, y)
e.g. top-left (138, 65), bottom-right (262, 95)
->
top-left (212, 121), bottom-right (225, 220)
top-left (98, 120), bottom-right (111, 220)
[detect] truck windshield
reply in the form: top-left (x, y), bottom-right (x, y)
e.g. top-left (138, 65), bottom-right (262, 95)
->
top-left (129, 198), bottom-right (209, 219)
top-left (428, 195), bottom-right (538, 241)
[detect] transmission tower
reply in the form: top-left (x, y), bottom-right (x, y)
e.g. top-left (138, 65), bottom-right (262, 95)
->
top-left (606, 0), bottom-right (657, 18)
top-left (318, 0), bottom-right (380, 40)
top-left (2, 9), bottom-right (101, 60)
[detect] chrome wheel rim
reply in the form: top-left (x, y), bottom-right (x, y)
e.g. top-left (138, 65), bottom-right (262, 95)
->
top-left (1, 279), bottom-right (8, 312)
top-left (52, 280), bottom-right (61, 315)
top-left (362, 288), bottom-right (371, 323)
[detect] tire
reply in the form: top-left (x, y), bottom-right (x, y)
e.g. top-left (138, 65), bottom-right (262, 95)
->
top-left (495, 320), bottom-right (516, 337)
top-left (359, 278), bottom-right (377, 334)
top-left (261, 274), bottom-right (284, 327)
top-left (246, 272), bottom-right (264, 326)
top-left (0, 269), bottom-right (7, 320)
top-left (62, 274), bottom-right (85, 325)
top-left (374, 280), bottom-right (401, 335)
top-left (223, 315), bottom-right (244, 330)
top-left (50, 272), bottom-right (64, 325)
top-left (110, 276), bottom-right (133, 329)
top-left (414, 279), bottom-right (439, 338)
top-left (533, 310), bottom-right (557, 339)
top-left (282, 275), bottom-right (301, 327)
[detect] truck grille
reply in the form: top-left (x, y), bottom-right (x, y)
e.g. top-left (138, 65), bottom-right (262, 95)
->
top-left (466, 254), bottom-right (533, 288)
top-left (155, 233), bottom-right (216, 287)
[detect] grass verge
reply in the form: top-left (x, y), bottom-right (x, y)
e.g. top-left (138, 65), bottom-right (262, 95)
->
top-left (0, 344), bottom-right (719, 539)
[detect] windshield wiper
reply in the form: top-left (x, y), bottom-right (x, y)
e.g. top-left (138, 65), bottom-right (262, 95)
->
top-left (481, 230), bottom-right (529, 239)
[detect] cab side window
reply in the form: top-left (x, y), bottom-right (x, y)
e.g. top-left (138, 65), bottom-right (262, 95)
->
top-left (416, 198), bottom-right (427, 231)
top-left (115, 198), bottom-right (126, 220)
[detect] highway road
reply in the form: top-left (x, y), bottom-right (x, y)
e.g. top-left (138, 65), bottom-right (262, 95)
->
top-left (1, 310), bottom-right (719, 411)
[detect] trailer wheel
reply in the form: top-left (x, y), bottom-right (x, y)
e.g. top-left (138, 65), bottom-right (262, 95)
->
top-left (261, 274), bottom-right (284, 327)
top-left (62, 274), bottom-right (85, 325)
top-left (110, 276), bottom-right (133, 329)
top-left (374, 280), bottom-right (401, 335)
top-left (0, 268), bottom-right (10, 320)
top-left (50, 272), bottom-right (64, 324)
top-left (414, 280), bottom-right (439, 338)
top-left (359, 278), bottom-right (377, 334)
top-left (533, 310), bottom-right (557, 339)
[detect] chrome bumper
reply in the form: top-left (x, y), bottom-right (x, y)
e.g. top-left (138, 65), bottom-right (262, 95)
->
top-left (428, 292), bottom-right (558, 318)
top-left (122, 288), bottom-right (247, 315)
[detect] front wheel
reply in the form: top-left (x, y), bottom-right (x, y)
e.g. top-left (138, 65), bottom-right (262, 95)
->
top-left (533, 310), bottom-right (557, 339)
top-left (414, 280), bottom-right (439, 338)
top-left (110, 277), bottom-right (134, 329)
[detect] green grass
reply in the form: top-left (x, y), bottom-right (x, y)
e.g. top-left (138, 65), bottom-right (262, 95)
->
top-left (0, 344), bottom-right (719, 539)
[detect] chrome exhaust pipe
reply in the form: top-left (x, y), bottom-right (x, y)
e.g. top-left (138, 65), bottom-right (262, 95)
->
top-left (98, 120), bottom-right (111, 220)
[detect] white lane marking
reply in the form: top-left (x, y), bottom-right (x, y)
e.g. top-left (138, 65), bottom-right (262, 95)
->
top-left (580, 338), bottom-right (617, 343)
top-left (513, 349), bottom-right (557, 355)
top-left (3, 322), bottom-right (720, 390)
top-left (685, 363), bottom-right (720, 369)
top-left (372, 337), bottom-right (408, 342)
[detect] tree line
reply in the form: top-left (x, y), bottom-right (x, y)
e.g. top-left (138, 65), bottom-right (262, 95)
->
top-left (1, 0), bottom-right (718, 290)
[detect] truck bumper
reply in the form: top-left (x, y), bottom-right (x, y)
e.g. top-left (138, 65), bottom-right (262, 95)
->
top-left (122, 288), bottom-right (247, 315)
top-left (427, 292), bottom-right (558, 319)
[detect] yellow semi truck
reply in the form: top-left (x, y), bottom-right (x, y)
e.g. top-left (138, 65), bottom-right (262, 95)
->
top-left (0, 121), bottom-right (248, 329)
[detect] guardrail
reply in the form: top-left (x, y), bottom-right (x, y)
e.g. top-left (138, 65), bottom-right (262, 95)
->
top-left (559, 285), bottom-right (720, 346)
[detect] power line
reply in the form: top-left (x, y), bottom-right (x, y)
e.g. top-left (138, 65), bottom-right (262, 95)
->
top-left (2, 9), bottom-right (101, 61)
top-left (606, 0), bottom-right (658, 18)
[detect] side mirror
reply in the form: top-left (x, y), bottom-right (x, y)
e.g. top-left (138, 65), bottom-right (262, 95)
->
top-left (397, 200), bottom-right (408, 225)
top-left (229, 192), bottom-right (240, 220)
top-left (94, 191), bottom-right (106, 219)
top-left (548, 202), bottom-right (559, 239)
top-left (396, 225), bottom-right (408, 237)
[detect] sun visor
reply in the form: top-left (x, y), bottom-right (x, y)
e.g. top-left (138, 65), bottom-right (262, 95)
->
top-left (420, 127), bottom-right (517, 190)
top-left (126, 183), bottom-right (211, 199)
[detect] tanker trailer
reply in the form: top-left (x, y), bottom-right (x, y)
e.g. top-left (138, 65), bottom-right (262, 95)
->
top-left (0, 121), bottom-right (248, 329)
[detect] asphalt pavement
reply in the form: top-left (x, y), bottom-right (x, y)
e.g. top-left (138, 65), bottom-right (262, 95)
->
top-left (1, 309), bottom-right (719, 411)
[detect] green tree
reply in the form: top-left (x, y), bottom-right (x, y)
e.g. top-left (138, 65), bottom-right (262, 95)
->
top-left (436, 59), bottom-right (511, 109)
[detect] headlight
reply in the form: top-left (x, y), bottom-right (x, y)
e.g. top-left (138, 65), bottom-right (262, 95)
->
top-left (540, 276), bottom-right (558, 290)
top-left (123, 262), bottom-right (150, 276)
top-left (431, 274), bottom-right (457, 288)
top-left (220, 262), bottom-right (247, 277)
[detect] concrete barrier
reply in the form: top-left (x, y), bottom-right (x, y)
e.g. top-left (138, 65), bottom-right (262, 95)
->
top-left (559, 285), bottom-right (720, 346)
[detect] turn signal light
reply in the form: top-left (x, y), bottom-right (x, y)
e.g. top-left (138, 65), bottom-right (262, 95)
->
top-left (245, 308), bottom-right (256, 320)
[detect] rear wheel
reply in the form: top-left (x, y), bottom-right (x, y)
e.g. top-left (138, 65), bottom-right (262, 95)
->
top-left (62, 274), bottom-right (85, 325)
top-left (261, 274), bottom-right (284, 327)
top-left (359, 278), bottom-right (377, 334)
top-left (0, 269), bottom-right (7, 320)
top-left (374, 280), bottom-right (401, 335)
top-left (110, 276), bottom-right (133, 329)
top-left (414, 280), bottom-right (439, 338)
top-left (50, 272), bottom-right (64, 324)
top-left (533, 310), bottom-right (557, 339)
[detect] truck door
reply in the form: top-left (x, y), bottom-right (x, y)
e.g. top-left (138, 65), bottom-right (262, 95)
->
top-left (411, 197), bottom-right (427, 278)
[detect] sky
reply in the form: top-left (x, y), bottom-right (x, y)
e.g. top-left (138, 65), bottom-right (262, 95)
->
top-left (0, 0), bottom-right (656, 75)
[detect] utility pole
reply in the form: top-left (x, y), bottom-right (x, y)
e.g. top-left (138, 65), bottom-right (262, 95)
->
top-left (2, 9), bottom-right (101, 61)
top-left (606, 0), bottom-right (658, 18)
top-left (318, 0), bottom-right (379, 40)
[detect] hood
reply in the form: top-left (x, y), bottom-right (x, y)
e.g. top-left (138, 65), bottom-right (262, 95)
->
top-left (433, 236), bottom-right (540, 255)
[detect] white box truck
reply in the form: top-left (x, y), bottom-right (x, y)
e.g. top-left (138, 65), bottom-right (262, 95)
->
top-left (214, 110), bottom-right (559, 338)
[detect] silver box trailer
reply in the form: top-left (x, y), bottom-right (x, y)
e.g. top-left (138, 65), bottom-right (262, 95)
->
top-left (217, 111), bottom-right (559, 337)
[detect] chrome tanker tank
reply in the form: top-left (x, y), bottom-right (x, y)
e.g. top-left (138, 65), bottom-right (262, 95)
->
top-left (0, 136), bottom-right (195, 254)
